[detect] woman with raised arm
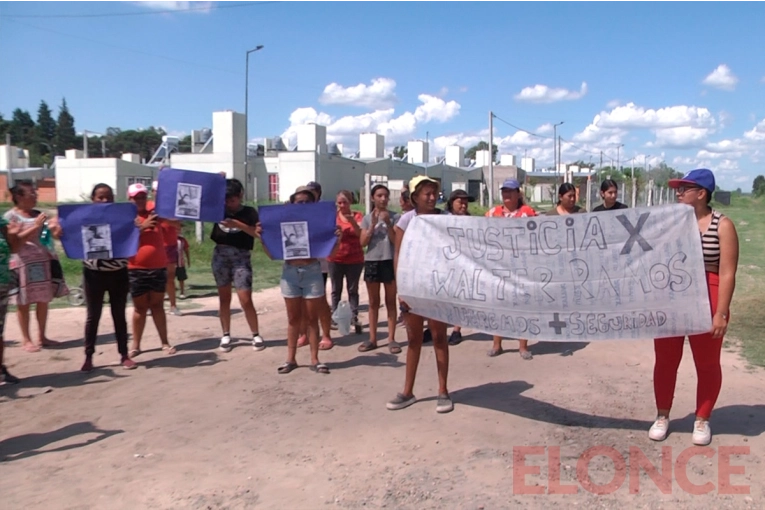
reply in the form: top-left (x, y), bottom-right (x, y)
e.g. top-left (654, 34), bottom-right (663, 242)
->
top-left (4, 180), bottom-right (69, 352)
top-left (327, 190), bottom-right (365, 332)
top-left (649, 169), bottom-right (739, 446)
top-left (387, 175), bottom-right (453, 414)
top-left (545, 182), bottom-right (585, 216)
top-left (358, 184), bottom-right (400, 354)
top-left (485, 179), bottom-right (537, 359)
top-left (126, 183), bottom-right (176, 358)
top-left (592, 179), bottom-right (628, 212)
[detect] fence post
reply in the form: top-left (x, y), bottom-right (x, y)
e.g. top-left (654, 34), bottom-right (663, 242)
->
top-left (585, 179), bottom-right (592, 212)
top-left (631, 178), bottom-right (637, 208)
top-left (647, 179), bottom-right (654, 206)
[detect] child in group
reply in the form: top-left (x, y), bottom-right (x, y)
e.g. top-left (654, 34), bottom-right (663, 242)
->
top-left (176, 235), bottom-right (190, 299)
top-left (211, 178), bottom-right (265, 352)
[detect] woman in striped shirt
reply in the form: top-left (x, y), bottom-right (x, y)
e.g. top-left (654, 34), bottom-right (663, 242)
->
top-left (649, 169), bottom-right (739, 446)
top-left (80, 184), bottom-right (136, 372)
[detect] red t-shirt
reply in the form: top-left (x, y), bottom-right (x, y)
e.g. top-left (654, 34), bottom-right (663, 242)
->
top-left (146, 200), bottom-right (179, 246)
top-left (486, 204), bottom-right (537, 218)
top-left (129, 210), bottom-right (168, 270)
top-left (328, 211), bottom-right (365, 265)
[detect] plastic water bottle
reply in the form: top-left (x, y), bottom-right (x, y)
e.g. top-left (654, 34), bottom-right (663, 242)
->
top-left (333, 301), bottom-right (352, 336)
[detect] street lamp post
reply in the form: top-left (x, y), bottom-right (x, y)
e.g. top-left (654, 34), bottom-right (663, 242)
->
top-left (244, 45), bottom-right (264, 201)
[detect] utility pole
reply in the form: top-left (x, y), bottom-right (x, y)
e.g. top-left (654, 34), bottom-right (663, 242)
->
top-left (425, 130), bottom-right (429, 177)
top-left (244, 45), bottom-right (264, 201)
top-left (599, 151), bottom-right (603, 182)
top-left (552, 121), bottom-right (564, 177)
top-left (558, 135), bottom-right (562, 182)
top-left (488, 111), bottom-right (494, 206)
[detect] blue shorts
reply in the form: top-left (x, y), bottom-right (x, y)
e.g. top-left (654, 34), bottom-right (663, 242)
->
top-left (280, 261), bottom-right (325, 299)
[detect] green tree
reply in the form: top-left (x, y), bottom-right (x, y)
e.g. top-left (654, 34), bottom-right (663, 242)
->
top-left (9, 108), bottom-right (36, 146)
top-left (753, 175), bottom-right (765, 197)
top-left (392, 145), bottom-right (407, 159)
top-left (465, 141), bottom-right (498, 161)
top-left (55, 98), bottom-right (77, 153)
top-left (0, 112), bottom-right (9, 138)
top-left (35, 101), bottom-right (57, 164)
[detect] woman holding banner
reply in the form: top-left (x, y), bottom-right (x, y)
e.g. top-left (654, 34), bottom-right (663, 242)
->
top-left (211, 179), bottom-right (265, 353)
top-left (358, 184), bottom-right (400, 354)
top-left (80, 184), bottom-right (136, 372)
top-left (4, 180), bottom-right (69, 353)
top-left (545, 182), bottom-right (584, 216)
top-left (442, 189), bottom-right (476, 346)
top-left (270, 186), bottom-right (340, 375)
top-left (388, 176), bottom-right (453, 414)
top-left (126, 183), bottom-right (176, 358)
top-left (485, 179), bottom-right (536, 359)
top-left (650, 169), bottom-right (739, 446)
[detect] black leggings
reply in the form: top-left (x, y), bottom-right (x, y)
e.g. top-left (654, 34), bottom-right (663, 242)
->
top-left (84, 268), bottom-right (129, 357)
top-left (328, 262), bottom-right (364, 318)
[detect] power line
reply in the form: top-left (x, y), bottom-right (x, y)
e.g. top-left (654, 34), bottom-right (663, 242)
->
top-left (0, 1), bottom-right (278, 19)
top-left (491, 113), bottom-right (554, 139)
top-left (6, 18), bottom-right (241, 75)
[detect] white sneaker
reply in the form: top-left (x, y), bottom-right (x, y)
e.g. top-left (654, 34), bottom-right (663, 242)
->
top-left (169, 306), bottom-right (183, 316)
top-left (252, 334), bottom-right (265, 352)
top-left (649, 415), bottom-right (670, 441)
top-left (692, 419), bottom-right (712, 446)
top-left (219, 334), bottom-right (232, 352)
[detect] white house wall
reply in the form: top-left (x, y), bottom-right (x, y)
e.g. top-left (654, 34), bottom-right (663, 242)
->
top-left (55, 159), bottom-right (156, 202)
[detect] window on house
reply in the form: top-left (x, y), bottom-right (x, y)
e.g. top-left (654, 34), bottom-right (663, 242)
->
top-left (127, 177), bottom-right (153, 187)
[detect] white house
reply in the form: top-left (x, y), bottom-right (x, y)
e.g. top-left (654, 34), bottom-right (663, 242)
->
top-left (55, 150), bottom-right (157, 202)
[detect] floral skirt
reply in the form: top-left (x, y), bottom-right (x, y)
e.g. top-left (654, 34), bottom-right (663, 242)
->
top-left (10, 245), bottom-right (69, 306)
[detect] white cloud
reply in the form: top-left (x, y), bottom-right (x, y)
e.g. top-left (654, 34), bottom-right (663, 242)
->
top-left (718, 110), bottom-right (733, 129)
top-left (606, 99), bottom-right (621, 109)
top-left (280, 93), bottom-right (460, 151)
top-left (702, 64), bottom-right (739, 91)
top-left (744, 118), bottom-right (765, 141)
top-left (132, 1), bottom-right (214, 12)
top-left (412, 94), bottom-right (460, 123)
top-left (436, 87), bottom-right (449, 98)
top-left (536, 123), bottom-right (553, 134)
top-left (652, 126), bottom-right (713, 149)
top-left (458, 86), bottom-right (469, 93)
top-left (596, 103), bottom-right (715, 130)
top-left (319, 77), bottom-right (397, 109)
top-left (514, 82), bottom-right (588, 104)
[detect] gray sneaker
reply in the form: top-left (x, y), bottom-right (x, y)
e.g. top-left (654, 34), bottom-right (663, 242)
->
top-left (436, 393), bottom-right (454, 414)
top-left (386, 393), bottom-right (416, 411)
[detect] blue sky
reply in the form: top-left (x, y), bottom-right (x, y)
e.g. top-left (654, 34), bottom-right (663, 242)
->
top-left (2, 1), bottom-right (765, 189)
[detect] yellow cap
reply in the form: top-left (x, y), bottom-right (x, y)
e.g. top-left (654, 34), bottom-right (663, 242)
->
top-left (409, 175), bottom-right (439, 194)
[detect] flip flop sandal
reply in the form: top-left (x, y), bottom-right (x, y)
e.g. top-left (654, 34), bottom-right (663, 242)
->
top-left (358, 341), bottom-right (378, 352)
top-left (487, 347), bottom-right (504, 357)
top-left (162, 345), bottom-right (177, 355)
top-left (318, 338), bottom-right (334, 351)
top-left (388, 341), bottom-right (402, 354)
top-left (297, 335), bottom-right (309, 348)
top-left (311, 363), bottom-right (330, 374)
top-left (129, 349), bottom-right (141, 358)
top-left (277, 362), bottom-right (298, 374)
top-left (520, 351), bottom-right (533, 360)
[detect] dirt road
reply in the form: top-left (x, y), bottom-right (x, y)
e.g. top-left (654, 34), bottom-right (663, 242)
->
top-left (1, 285), bottom-right (762, 509)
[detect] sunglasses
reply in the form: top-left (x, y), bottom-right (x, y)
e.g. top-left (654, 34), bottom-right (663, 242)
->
top-left (676, 186), bottom-right (701, 195)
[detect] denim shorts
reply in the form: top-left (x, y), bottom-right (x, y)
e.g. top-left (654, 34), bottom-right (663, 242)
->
top-left (280, 261), bottom-right (325, 299)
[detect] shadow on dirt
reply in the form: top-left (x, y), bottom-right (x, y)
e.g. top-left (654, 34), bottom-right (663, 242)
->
top-left (0, 421), bottom-right (123, 462)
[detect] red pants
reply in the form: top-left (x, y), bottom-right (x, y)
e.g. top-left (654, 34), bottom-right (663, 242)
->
top-left (653, 272), bottom-right (723, 420)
